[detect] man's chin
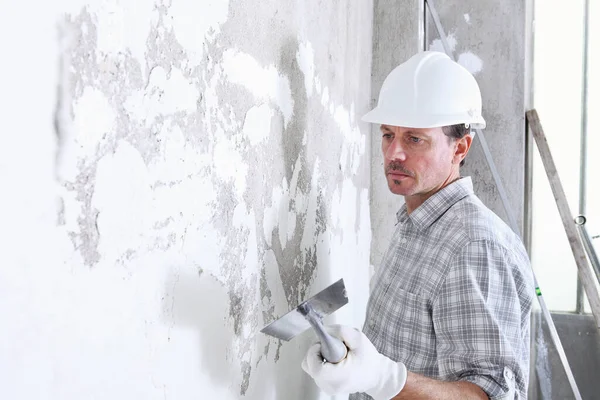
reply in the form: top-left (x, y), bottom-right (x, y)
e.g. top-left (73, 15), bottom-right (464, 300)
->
top-left (387, 179), bottom-right (415, 196)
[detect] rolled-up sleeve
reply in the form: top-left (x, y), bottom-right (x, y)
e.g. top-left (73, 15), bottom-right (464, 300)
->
top-left (432, 239), bottom-right (532, 400)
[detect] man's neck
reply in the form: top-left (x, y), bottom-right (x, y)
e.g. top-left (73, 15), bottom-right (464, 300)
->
top-left (405, 172), bottom-right (461, 214)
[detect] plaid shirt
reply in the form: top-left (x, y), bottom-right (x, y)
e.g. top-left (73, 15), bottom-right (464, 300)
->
top-left (351, 177), bottom-right (534, 400)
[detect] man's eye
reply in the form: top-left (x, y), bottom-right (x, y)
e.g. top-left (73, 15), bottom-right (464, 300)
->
top-left (382, 133), bottom-right (393, 139)
top-left (409, 136), bottom-right (422, 143)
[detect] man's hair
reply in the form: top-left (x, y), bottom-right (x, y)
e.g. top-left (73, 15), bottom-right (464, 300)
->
top-left (442, 124), bottom-right (471, 167)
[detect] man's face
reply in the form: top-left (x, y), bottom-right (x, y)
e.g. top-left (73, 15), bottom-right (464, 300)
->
top-left (381, 124), bottom-right (461, 197)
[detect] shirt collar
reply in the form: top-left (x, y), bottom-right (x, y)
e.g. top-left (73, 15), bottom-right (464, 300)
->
top-left (395, 177), bottom-right (474, 230)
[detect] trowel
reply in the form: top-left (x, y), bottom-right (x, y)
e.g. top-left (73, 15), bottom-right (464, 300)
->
top-left (260, 279), bottom-right (349, 364)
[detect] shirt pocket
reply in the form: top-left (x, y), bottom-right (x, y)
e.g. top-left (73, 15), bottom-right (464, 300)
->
top-left (368, 286), bottom-right (436, 372)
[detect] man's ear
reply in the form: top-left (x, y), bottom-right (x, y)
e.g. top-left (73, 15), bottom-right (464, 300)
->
top-left (453, 134), bottom-right (472, 165)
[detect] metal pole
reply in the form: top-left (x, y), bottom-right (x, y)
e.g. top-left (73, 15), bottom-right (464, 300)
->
top-left (424, 2), bottom-right (583, 399)
top-left (576, 0), bottom-right (591, 315)
top-left (575, 216), bottom-right (600, 284)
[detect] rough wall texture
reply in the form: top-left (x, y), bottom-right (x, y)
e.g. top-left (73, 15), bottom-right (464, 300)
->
top-left (1, 1), bottom-right (373, 399)
top-left (426, 0), bottom-right (527, 230)
top-left (531, 313), bottom-right (600, 400)
top-left (369, 0), bottom-right (423, 269)
top-left (370, 0), bottom-right (526, 268)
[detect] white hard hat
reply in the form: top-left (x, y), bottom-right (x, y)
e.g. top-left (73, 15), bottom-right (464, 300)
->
top-left (362, 51), bottom-right (486, 129)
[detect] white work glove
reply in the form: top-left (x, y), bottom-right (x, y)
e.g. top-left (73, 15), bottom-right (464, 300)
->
top-left (301, 325), bottom-right (407, 399)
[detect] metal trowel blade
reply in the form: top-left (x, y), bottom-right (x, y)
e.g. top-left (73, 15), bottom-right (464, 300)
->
top-left (260, 279), bottom-right (348, 341)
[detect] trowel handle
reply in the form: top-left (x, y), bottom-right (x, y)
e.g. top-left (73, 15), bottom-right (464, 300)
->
top-left (303, 309), bottom-right (347, 364)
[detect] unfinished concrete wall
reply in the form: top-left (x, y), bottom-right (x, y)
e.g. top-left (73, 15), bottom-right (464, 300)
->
top-left (0, 1), bottom-right (373, 399)
top-left (425, 0), bottom-right (527, 230)
top-left (370, 0), bottom-right (424, 269)
top-left (370, 0), bottom-right (527, 270)
top-left (531, 313), bottom-right (600, 400)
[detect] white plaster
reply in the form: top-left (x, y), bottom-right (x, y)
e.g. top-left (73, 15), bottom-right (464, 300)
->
top-left (315, 76), bottom-right (322, 95)
top-left (333, 105), bottom-right (365, 175)
top-left (2, 2), bottom-right (374, 399)
top-left (300, 159), bottom-right (321, 251)
top-left (87, 0), bottom-right (155, 65)
top-left (150, 123), bottom-right (211, 184)
top-left (180, 219), bottom-right (223, 278)
top-left (286, 156), bottom-right (303, 242)
top-left (312, 178), bottom-right (371, 331)
top-left (243, 104), bottom-right (274, 146)
top-left (233, 203), bottom-right (260, 283)
top-left (464, 13), bottom-right (471, 24)
top-left (263, 181), bottom-right (286, 248)
top-left (429, 33), bottom-right (457, 53)
top-left (222, 50), bottom-right (294, 128)
top-left (73, 87), bottom-right (115, 157)
top-left (213, 130), bottom-right (249, 198)
top-left (277, 176), bottom-right (291, 250)
top-left (92, 141), bottom-right (152, 263)
top-left (457, 51), bottom-right (483, 75)
top-left (124, 66), bottom-right (199, 126)
top-left (166, 0), bottom-right (230, 66)
top-left (296, 40), bottom-right (315, 97)
top-left (321, 86), bottom-right (330, 107)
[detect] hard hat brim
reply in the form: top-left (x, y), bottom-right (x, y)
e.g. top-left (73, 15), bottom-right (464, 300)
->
top-left (362, 106), bottom-right (486, 130)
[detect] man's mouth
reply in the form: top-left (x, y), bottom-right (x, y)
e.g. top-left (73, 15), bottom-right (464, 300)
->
top-left (387, 170), bottom-right (412, 179)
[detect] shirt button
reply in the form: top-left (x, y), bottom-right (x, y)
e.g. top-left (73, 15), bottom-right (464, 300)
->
top-left (401, 238), bottom-right (407, 244)
top-left (504, 369), bottom-right (514, 379)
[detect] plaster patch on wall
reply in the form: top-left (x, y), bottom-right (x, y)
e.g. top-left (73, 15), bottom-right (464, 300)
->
top-left (50, 3), bottom-right (372, 398)
top-left (262, 151), bottom-right (325, 306)
top-left (124, 66), bottom-right (199, 127)
top-left (457, 51), bottom-right (483, 75)
top-left (73, 87), bottom-right (115, 157)
top-left (92, 141), bottom-right (152, 264)
top-left (243, 104), bottom-right (274, 146)
top-left (165, 0), bottom-right (230, 66)
top-left (213, 131), bottom-right (249, 198)
top-left (296, 40), bottom-right (315, 98)
top-left (263, 180), bottom-right (287, 248)
top-left (296, 39), bottom-right (365, 177)
top-left (333, 104), bottom-right (365, 175)
top-left (464, 13), bottom-right (471, 24)
top-left (429, 33), bottom-right (457, 54)
top-left (86, 0), bottom-right (155, 64)
top-left (300, 160), bottom-right (322, 251)
top-left (222, 50), bottom-right (294, 128)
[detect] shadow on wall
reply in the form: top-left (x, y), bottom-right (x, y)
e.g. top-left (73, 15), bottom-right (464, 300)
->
top-left (157, 35), bottom-right (331, 400)
top-left (268, 34), bottom-right (316, 309)
top-left (163, 268), bottom-right (235, 390)
top-left (162, 267), bottom-right (318, 399)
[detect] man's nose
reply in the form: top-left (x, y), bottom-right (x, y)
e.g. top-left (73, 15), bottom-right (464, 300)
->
top-left (385, 137), bottom-right (407, 161)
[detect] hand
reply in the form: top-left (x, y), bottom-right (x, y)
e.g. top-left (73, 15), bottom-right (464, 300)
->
top-left (301, 325), bottom-right (407, 399)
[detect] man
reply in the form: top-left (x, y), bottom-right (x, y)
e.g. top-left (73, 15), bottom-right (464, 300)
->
top-left (302, 51), bottom-right (535, 399)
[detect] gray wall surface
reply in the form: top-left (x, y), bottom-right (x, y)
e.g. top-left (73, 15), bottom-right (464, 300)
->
top-left (1, 1), bottom-right (373, 399)
top-left (425, 0), bottom-right (527, 233)
top-left (531, 312), bottom-right (600, 400)
top-left (370, 0), bottom-right (528, 271)
top-left (370, 0), bottom-right (424, 269)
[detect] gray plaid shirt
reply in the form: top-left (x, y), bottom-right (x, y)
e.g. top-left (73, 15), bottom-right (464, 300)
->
top-left (351, 177), bottom-right (534, 400)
